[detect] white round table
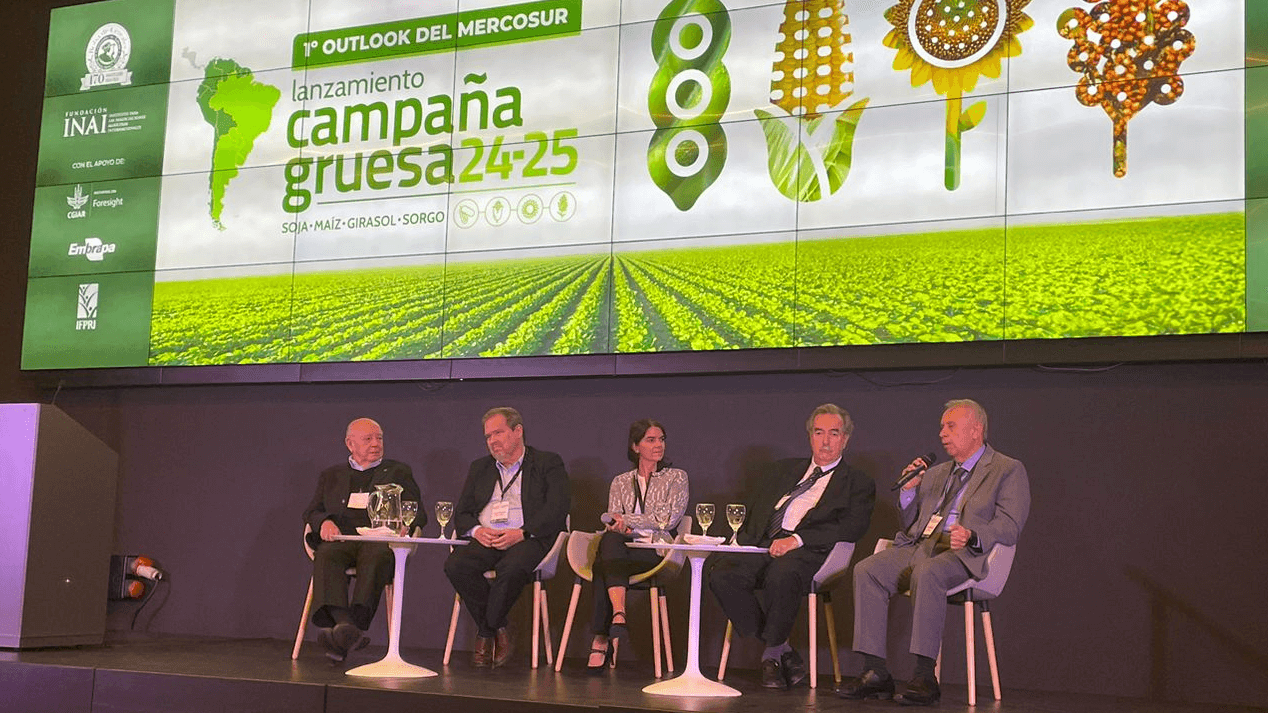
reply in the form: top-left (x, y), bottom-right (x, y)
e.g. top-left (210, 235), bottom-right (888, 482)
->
top-left (628, 542), bottom-right (767, 697)
top-left (332, 534), bottom-right (467, 678)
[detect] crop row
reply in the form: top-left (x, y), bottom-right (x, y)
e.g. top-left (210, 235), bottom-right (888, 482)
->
top-left (147, 213), bottom-right (1245, 364)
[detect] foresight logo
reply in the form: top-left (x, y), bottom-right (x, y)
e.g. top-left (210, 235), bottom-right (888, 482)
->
top-left (65, 185), bottom-right (124, 219)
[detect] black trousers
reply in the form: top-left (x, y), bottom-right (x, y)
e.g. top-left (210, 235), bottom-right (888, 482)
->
top-left (590, 531), bottom-right (664, 635)
top-left (310, 540), bottom-right (393, 630)
top-left (706, 547), bottom-right (827, 647)
top-left (444, 537), bottom-right (548, 637)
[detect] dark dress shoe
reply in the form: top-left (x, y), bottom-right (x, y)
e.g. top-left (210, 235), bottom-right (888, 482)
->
top-left (472, 635), bottom-right (495, 668)
top-left (781, 648), bottom-right (808, 688)
top-left (897, 675), bottom-right (941, 706)
top-left (492, 627), bottom-right (514, 668)
top-left (760, 657), bottom-right (789, 689)
top-left (318, 622), bottom-right (365, 664)
top-left (836, 669), bottom-right (896, 700)
top-left (334, 622), bottom-right (366, 651)
top-left (317, 627), bottom-right (343, 663)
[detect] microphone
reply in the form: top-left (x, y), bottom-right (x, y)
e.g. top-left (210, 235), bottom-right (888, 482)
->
top-left (891, 452), bottom-right (938, 491)
top-left (600, 513), bottom-right (616, 525)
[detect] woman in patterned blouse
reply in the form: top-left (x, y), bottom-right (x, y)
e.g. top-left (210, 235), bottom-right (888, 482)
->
top-left (587, 418), bottom-right (690, 671)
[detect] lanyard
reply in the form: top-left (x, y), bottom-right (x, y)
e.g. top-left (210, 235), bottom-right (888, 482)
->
top-left (632, 473), bottom-right (648, 514)
top-left (497, 465), bottom-right (522, 499)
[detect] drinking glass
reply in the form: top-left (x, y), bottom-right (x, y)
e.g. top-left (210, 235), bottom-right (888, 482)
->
top-left (400, 500), bottom-right (418, 535)
top-left (725, 503), bottom-right (746, 545)
top-left (695, 503), bottom-right (715, 535)
top-left (654, 503), bottom-right (673, 542)
top-left (435, 501), bottom-right (454, 539)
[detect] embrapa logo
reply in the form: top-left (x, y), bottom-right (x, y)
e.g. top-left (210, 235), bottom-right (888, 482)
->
top-left (68, 237), bottom-right (117, 262)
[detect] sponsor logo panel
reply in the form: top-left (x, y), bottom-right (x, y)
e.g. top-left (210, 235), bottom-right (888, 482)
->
top-left (21, 272), bottom-right (154, 369)
top-left (29, 176), bottom-right (161, 278)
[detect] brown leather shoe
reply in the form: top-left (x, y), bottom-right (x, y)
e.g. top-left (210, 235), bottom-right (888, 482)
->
top-left (492, 627), bottom-right (513, 668)
top-left (471, 635), bottom-right (494, 668)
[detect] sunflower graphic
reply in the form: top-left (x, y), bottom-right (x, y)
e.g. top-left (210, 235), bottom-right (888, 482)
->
top-left (882, 0), bottom-right (1033, 190)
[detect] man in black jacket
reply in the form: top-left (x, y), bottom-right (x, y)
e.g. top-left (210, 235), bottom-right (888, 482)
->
top-left (302, 417), bottom-right (422, 663)
top-left (707, 404), bottom-right (876, 689)
top-left (444, 407), bottom-right (570, 668)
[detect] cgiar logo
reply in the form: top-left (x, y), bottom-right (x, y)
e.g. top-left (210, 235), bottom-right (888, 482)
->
top-left (67, 184), bottom-right (89, 218)
top-left (80, 23), bottom-right (133, 91)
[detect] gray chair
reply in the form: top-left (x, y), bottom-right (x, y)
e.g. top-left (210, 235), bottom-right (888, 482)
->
top-left (292, 523), bottom-right (394, 660)
top-left (442, 522), bottom-right (570, 669)
top-left (874, 538), bottom-right (1017, 705)
top-left (717, 540), bottom-right (856, 688)
top-left (553, 516), bottom-right (691, 677)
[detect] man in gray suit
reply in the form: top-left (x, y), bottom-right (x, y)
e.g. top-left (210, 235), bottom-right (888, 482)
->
top-left (838, 399), bottom-right (1030, 706)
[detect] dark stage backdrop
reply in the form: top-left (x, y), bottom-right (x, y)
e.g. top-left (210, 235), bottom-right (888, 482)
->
top-left (1, 1), bottom-right (1265, 710)
top-left (21, 364), bottom-right (1268, 710)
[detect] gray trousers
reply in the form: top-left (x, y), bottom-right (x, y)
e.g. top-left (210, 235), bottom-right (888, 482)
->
top-left (852, 540), bottom-right (972, 660)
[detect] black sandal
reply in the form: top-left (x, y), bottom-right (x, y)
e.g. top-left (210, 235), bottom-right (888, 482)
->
top-left (609, 611), bottom-right (629, 644)
top-left (586, 637), bottom-right (612, 673)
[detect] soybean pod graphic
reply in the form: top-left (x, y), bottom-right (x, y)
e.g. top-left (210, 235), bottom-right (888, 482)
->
top-left (647, 0), bottom-right (731, 211)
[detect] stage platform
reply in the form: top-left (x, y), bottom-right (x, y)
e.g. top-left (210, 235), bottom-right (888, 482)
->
top-left (1, 634), bottom-right (1262, 713)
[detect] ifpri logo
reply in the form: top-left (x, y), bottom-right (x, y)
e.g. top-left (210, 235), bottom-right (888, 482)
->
top-left (67, 184), bottom-right (89, 219)
top-left (80, 23), bottom-right (133, 91)
top-left (76, 283), bottom-right (98, 331)
top-left (68, 237), bottom-right (117, 262)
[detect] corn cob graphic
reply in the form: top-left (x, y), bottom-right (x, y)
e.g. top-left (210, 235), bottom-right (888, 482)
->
top-left (647, 0), bottom-right (732, 211)
top-left (754, 0), bottom-right (869, 202)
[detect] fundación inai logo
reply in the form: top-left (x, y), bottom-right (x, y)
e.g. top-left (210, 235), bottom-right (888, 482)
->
top-left (80, 23), bottom-right (133, 91)
top-left (69, 237), bottom-right (117, 262)
top-left (76, 283), bottom-right (98, 331)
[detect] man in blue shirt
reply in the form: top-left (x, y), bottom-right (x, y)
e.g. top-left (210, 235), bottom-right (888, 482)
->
top-left (839, 399), bottom-right (1030, 706)
top-left (444, 407), bottom-right (570, 668)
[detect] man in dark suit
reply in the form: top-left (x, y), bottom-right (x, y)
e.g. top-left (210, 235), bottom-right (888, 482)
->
top-left (302, 418), bottom-right (423, 663)
top-left (707, 403), bottom-right (876, 689)
top-left (444, 407), bottom-right (570, 668)
top-left (839, 399), bottom-right (1030, 706)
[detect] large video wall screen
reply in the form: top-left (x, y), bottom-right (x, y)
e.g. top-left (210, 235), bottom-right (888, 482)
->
top-left (22, 0), bottom-right (1266, 369)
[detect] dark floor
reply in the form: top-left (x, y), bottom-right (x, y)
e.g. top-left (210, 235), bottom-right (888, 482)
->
top-left (1, 635), bottom-right (1262, 713)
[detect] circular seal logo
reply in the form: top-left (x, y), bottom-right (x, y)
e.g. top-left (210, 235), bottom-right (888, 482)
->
top-left (85, 23), bottom-right (131, 74)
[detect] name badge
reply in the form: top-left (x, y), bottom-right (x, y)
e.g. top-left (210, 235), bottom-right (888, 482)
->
top-left (490, 501), bottom-right (511, 524)
top-left (348, 492), bottom-right (369, 509)
top-left (921, 514), bottom-right (944, 539)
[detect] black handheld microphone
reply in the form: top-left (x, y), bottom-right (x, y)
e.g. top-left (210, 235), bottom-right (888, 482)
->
top-left (891, 452), bottom-right (938, 491)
